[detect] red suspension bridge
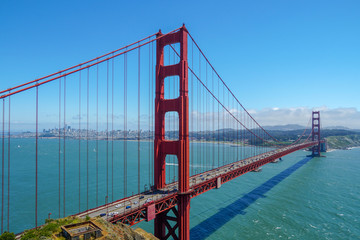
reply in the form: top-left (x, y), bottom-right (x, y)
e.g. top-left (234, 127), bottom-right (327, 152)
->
top-left (0, 26), bottom-right (322, 239)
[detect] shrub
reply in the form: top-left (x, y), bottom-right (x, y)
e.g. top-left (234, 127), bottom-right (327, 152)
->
top-left (0, 232), bottom-right (15, 240)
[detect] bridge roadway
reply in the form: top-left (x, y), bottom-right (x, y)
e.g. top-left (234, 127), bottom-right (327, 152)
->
top-left (77, 141), bottom-right (317, 225)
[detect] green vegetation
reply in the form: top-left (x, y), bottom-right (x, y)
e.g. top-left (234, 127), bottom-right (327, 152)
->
top-left (20, 217), bottom-right (82, 240)
top-left (8, 216), bottom-right (158, 240)
top-left (326, 134), bottom-right (360, 150)
top-left (0, 232), bottom-right (15, 240)
top-left (260, 129), bottom-right (360, 150)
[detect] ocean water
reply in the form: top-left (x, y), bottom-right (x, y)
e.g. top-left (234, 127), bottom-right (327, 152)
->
top-left (1, 139), bottom-right (360, 239)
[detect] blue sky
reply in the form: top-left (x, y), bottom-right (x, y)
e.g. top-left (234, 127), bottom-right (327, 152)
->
top-left (1, 0), bottom-right (359, 128)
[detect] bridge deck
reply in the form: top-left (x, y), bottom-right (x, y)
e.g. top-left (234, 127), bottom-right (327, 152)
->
top-left (76, 141), bottom-right (317, 225)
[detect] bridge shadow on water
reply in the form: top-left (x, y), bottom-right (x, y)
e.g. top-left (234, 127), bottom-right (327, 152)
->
top-left (190, 156), bottom-right (313, 240)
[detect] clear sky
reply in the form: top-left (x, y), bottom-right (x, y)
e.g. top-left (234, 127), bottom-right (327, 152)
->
top-left (1, 0), bottom-right (359, 128)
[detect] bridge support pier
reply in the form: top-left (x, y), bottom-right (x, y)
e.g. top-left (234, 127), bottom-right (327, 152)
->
top-left (154, 208), bottom-right (179, 239)
top-left (154, 26), bottom-right (190, 240)
top-left (178, 194), bottom-right (190, 240)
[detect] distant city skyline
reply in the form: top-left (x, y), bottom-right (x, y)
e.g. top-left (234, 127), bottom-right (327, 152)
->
top-left (4, 106), bottom-right (360, 132)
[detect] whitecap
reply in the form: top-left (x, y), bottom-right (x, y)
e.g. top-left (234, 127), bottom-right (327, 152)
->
top-left (309, 224), bottom-right (317, 229)
top-left (275, 227), bottom-right (281, 230)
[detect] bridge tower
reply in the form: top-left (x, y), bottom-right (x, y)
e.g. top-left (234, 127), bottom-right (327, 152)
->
top-left (312, 111), bottom-right (321, 156)
top-left (154, 26), bottom-right (190, 240)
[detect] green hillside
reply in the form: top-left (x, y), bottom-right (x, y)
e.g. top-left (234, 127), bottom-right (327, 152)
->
top-left (325, 134), bottom-right (360, 150)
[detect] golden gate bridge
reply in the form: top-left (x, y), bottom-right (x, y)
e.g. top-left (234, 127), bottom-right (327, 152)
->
top-left (0, 25), bottom-right (322, 239)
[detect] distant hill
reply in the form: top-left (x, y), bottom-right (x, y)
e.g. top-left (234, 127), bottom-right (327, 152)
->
top-left (323, 126), bottom-right (351, 130)
top-left (263, 124), bottom-right (305, 131)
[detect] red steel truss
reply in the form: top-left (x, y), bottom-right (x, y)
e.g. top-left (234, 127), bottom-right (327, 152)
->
top-left (108, 194), bottom-right (178, 226)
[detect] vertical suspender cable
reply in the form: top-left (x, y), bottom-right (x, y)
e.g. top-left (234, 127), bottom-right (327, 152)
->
top-left (254, 121), bottom-right (255, 156)
top-left (96, 63), bottom-right (99, 206)
top-left (205, 63), bottom-right (208, 170)
top-left (237, 99), bottom-right (239, 161)
top-left (106, 61), bottom-right (109, 200)
top-left (226, 90), bottom-right (228, 164)
top-left (241, 104), bottom-right (243, 158)
top-left (168, 46), bottom-right (171, 182)
top-left (197, 72), bottom-right (200, 172)
top-left (150, 41), bottom-right (153, 186)
top-left (35, 85), bottom-right (38, 228)
top-left (173, 45), bottom-right (176, 182)
top-left (199, 51), bottom-right (202, 173)
top-left (112, 56), bottom-right (114, 202)
top-left (243, 109), bottom-right (245, 160)
top-left (168, 46), bottom-right (171, 183)
top-left (253, 121), bottom-right (255, 156)
top-left (250, 120), bottom-right (255, 156)
top-left (171, 46), bottom-right (173, 182)
top-left (217, 77), bottom-right (220, 168)
top-left (228, 90), bottom-right (230, 164)
top-left (124, 51), bottom-right (127, 197)
top-left (149, 42), bottom-right (152, 187)
top-left (196, 57), bottom-right (199, 173)
top-left (58, 78), bottom-right (61, 218)
top-left (148, 41), bottom-right (151, 186)
top-left (1, 99), bottom-right (4, 233)
top-left (151, 41), bottom-right (154, 186)
top-left (212, 70), bottom-right (214, 169)
top-left (222, 84), bottom-right (224, 166)
top-left (7, 95), bottom-right (10, 232)
top-left (233, 97), bottom-right (235, 162)
top-left (252, 121), bottom-right (254, 156)
top-left (225, 89), bottom-right (228, 165)
top-left (138, 46), bottom-right (141, 193)
top-left (78, 68), bottom-right (81, 212)
top-left (63, 77), bottom-right (66, 217)
top-left (86, 68), bottom-right (89, 210)
top-left (167, 46), bottom-right (170, 184)
top-left (190, 40), bottom-right (193, 176)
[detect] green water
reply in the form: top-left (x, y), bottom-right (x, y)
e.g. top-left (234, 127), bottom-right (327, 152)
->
top-left (1, 139), bottom-right (359, 239)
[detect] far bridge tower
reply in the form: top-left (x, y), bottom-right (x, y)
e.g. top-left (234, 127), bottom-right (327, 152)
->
top-left (312, 111), bottom-right (321, 156)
